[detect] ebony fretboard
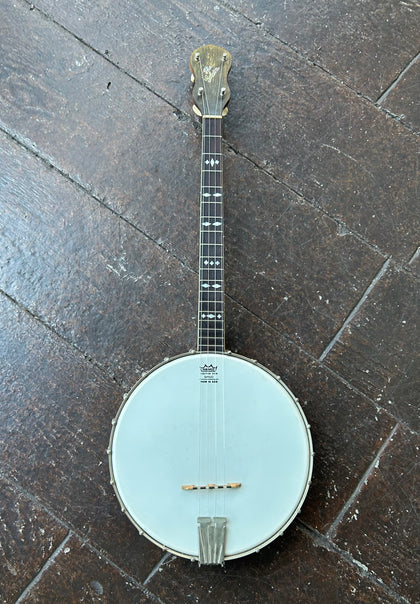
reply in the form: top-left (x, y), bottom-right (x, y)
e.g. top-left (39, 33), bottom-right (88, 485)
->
top-left (197, 117), bottom-right (224, 353)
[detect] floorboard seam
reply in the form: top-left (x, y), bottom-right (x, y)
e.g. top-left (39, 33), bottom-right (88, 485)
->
top-left (74, 538), bottom-right (167, 604)
top-left (1, 266), bottom-right (414, 441)
top-left (0, 230), bottom-right (414, 435)
top-left (14, 532), bottom-right (72, 603)
top-left (376, 51), bottom-right (420, 106)
top-left (1, 112), bottom-right (393, 269)
top-left (20, 0), bottom-right (418, 139)
top-left (0, 124), bottom-right (194, 270)
top-left (143, 552), bottom-right (172, 586)
top-left (0, 473), bottom-right (166, 604)
top-left (219, 0), bottom-right (419, 136)
top-left (4, 115), bottom-right (417, 277)
top-left (298, 520), bottom-right (410, 603)
top-left (0, 287), bottom-right (124, 381)
top-left (224, 140), bottom-right (394, 262)
top-left (224, 293), bottom-right (418, 432)
top-left (318, 257), bottom-right (391, 361)
top-left (20, 0), bottom-right (182, 115)
top-left (326, 423), bottom-right (400, 539)
top-left (408, 245), bottom-right (420, 266)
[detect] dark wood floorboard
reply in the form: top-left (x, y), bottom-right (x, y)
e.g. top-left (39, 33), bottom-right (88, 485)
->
top-left (0, 0), bottom-right (418, 602)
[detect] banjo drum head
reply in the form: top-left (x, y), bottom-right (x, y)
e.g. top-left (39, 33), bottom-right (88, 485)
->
top-left (109, 352), bottom-right (312, 560)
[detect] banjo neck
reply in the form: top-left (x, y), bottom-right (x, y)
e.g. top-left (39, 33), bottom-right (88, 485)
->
top-left (190, 45), bottom-right (231, 353)
top-left (197, 116), bottom-right (225, 353)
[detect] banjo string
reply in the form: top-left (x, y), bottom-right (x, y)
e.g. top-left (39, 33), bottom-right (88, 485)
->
top-left (199, 54), bottom-right (210, 518)
top-left (215, 58), bottom-right (227, 517)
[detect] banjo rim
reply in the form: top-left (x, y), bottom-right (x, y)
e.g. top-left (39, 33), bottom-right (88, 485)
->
top-left (108, 350), bottom-right (313, 561)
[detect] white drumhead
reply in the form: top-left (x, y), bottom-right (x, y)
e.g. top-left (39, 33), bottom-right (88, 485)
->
top-left (109, 352), bottom-right (312, 560)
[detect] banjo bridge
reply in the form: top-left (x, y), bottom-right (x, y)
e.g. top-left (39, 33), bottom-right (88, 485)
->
top-left (182, 482), bottom-right (241, 491)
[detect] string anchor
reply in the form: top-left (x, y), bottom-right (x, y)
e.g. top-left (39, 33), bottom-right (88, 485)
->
top-left (198, 517), bottom-right (227, 565)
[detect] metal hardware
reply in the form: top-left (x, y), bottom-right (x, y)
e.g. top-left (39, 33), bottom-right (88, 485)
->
top-left (198, 87), bottom-right (204, 96)
top-left (198, 517), bottom-right (227, 565)
top-left (220, 87), bottom-right (226, 96)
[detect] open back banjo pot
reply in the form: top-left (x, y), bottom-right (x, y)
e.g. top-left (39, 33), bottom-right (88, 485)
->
top-left (108, 45), bottom-right (313, 565)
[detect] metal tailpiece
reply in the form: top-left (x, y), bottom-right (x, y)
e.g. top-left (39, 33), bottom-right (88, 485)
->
top-left (197, 517), bottom-right (227, 565)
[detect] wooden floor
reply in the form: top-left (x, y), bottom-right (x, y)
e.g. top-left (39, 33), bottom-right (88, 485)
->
top-left (1, 1), bottom-right (419, 602)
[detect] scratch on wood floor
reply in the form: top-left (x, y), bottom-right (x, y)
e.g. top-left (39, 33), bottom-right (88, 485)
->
top-left (321, 144), bottom-right (375, 179)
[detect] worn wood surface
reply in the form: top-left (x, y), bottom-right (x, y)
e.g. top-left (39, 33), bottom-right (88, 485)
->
top-left (0, 0), bottom-right (418, 601)
top-left (225, 0), bottom-right (420, 101)
top-left (380, 54), bottom-right (420, 133)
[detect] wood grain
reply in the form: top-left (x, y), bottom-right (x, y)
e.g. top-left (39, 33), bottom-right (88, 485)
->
top-left (0, 0), bottom-right (418, 263)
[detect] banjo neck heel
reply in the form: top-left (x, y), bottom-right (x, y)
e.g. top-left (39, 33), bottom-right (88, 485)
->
top-left (197, 516), bottom-right (227, 565)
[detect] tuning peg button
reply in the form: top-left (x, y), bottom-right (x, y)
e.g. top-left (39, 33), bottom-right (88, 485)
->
top-left (191, 74), bottom-right (195, 83)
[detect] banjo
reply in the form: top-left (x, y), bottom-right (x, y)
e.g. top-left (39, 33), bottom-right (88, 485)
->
top-left (108, 45), bottom-right (313, 565)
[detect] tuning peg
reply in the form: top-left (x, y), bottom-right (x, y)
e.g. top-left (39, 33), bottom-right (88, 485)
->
top-left (222, 107), bottom-right (228, 116)
top-left (198, 87), bottom-right (204, 96)
top-left (193, 105), bottom-right (202, 117)
top-left (191, 73), bottom-right (195, 83)
top-left (220, 87), bottom-right (226, 97)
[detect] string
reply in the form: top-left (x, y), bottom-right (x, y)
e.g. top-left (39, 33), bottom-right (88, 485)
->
top-left (196, 53), bottom-right (227, 520)
top-left (200, 55), bottom-right (211, 517)
top-left (215, 59), bottom-right (227, 516)
top-left (215, 57), bottom-right (227, 518)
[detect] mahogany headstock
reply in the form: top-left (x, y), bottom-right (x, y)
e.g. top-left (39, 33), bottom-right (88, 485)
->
top-left (190, 44), bottom-right (232, 118)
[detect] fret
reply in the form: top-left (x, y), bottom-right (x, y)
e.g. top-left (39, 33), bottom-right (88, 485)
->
top-left (200, 266), bottom-right (224, 272)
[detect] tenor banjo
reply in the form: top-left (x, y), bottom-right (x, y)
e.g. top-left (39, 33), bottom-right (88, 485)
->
top-left (108, 45), bottom-right (313, 565)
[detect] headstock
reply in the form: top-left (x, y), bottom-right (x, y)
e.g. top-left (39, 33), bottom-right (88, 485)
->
top-left (190, 44), bottom-right (232, 118)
